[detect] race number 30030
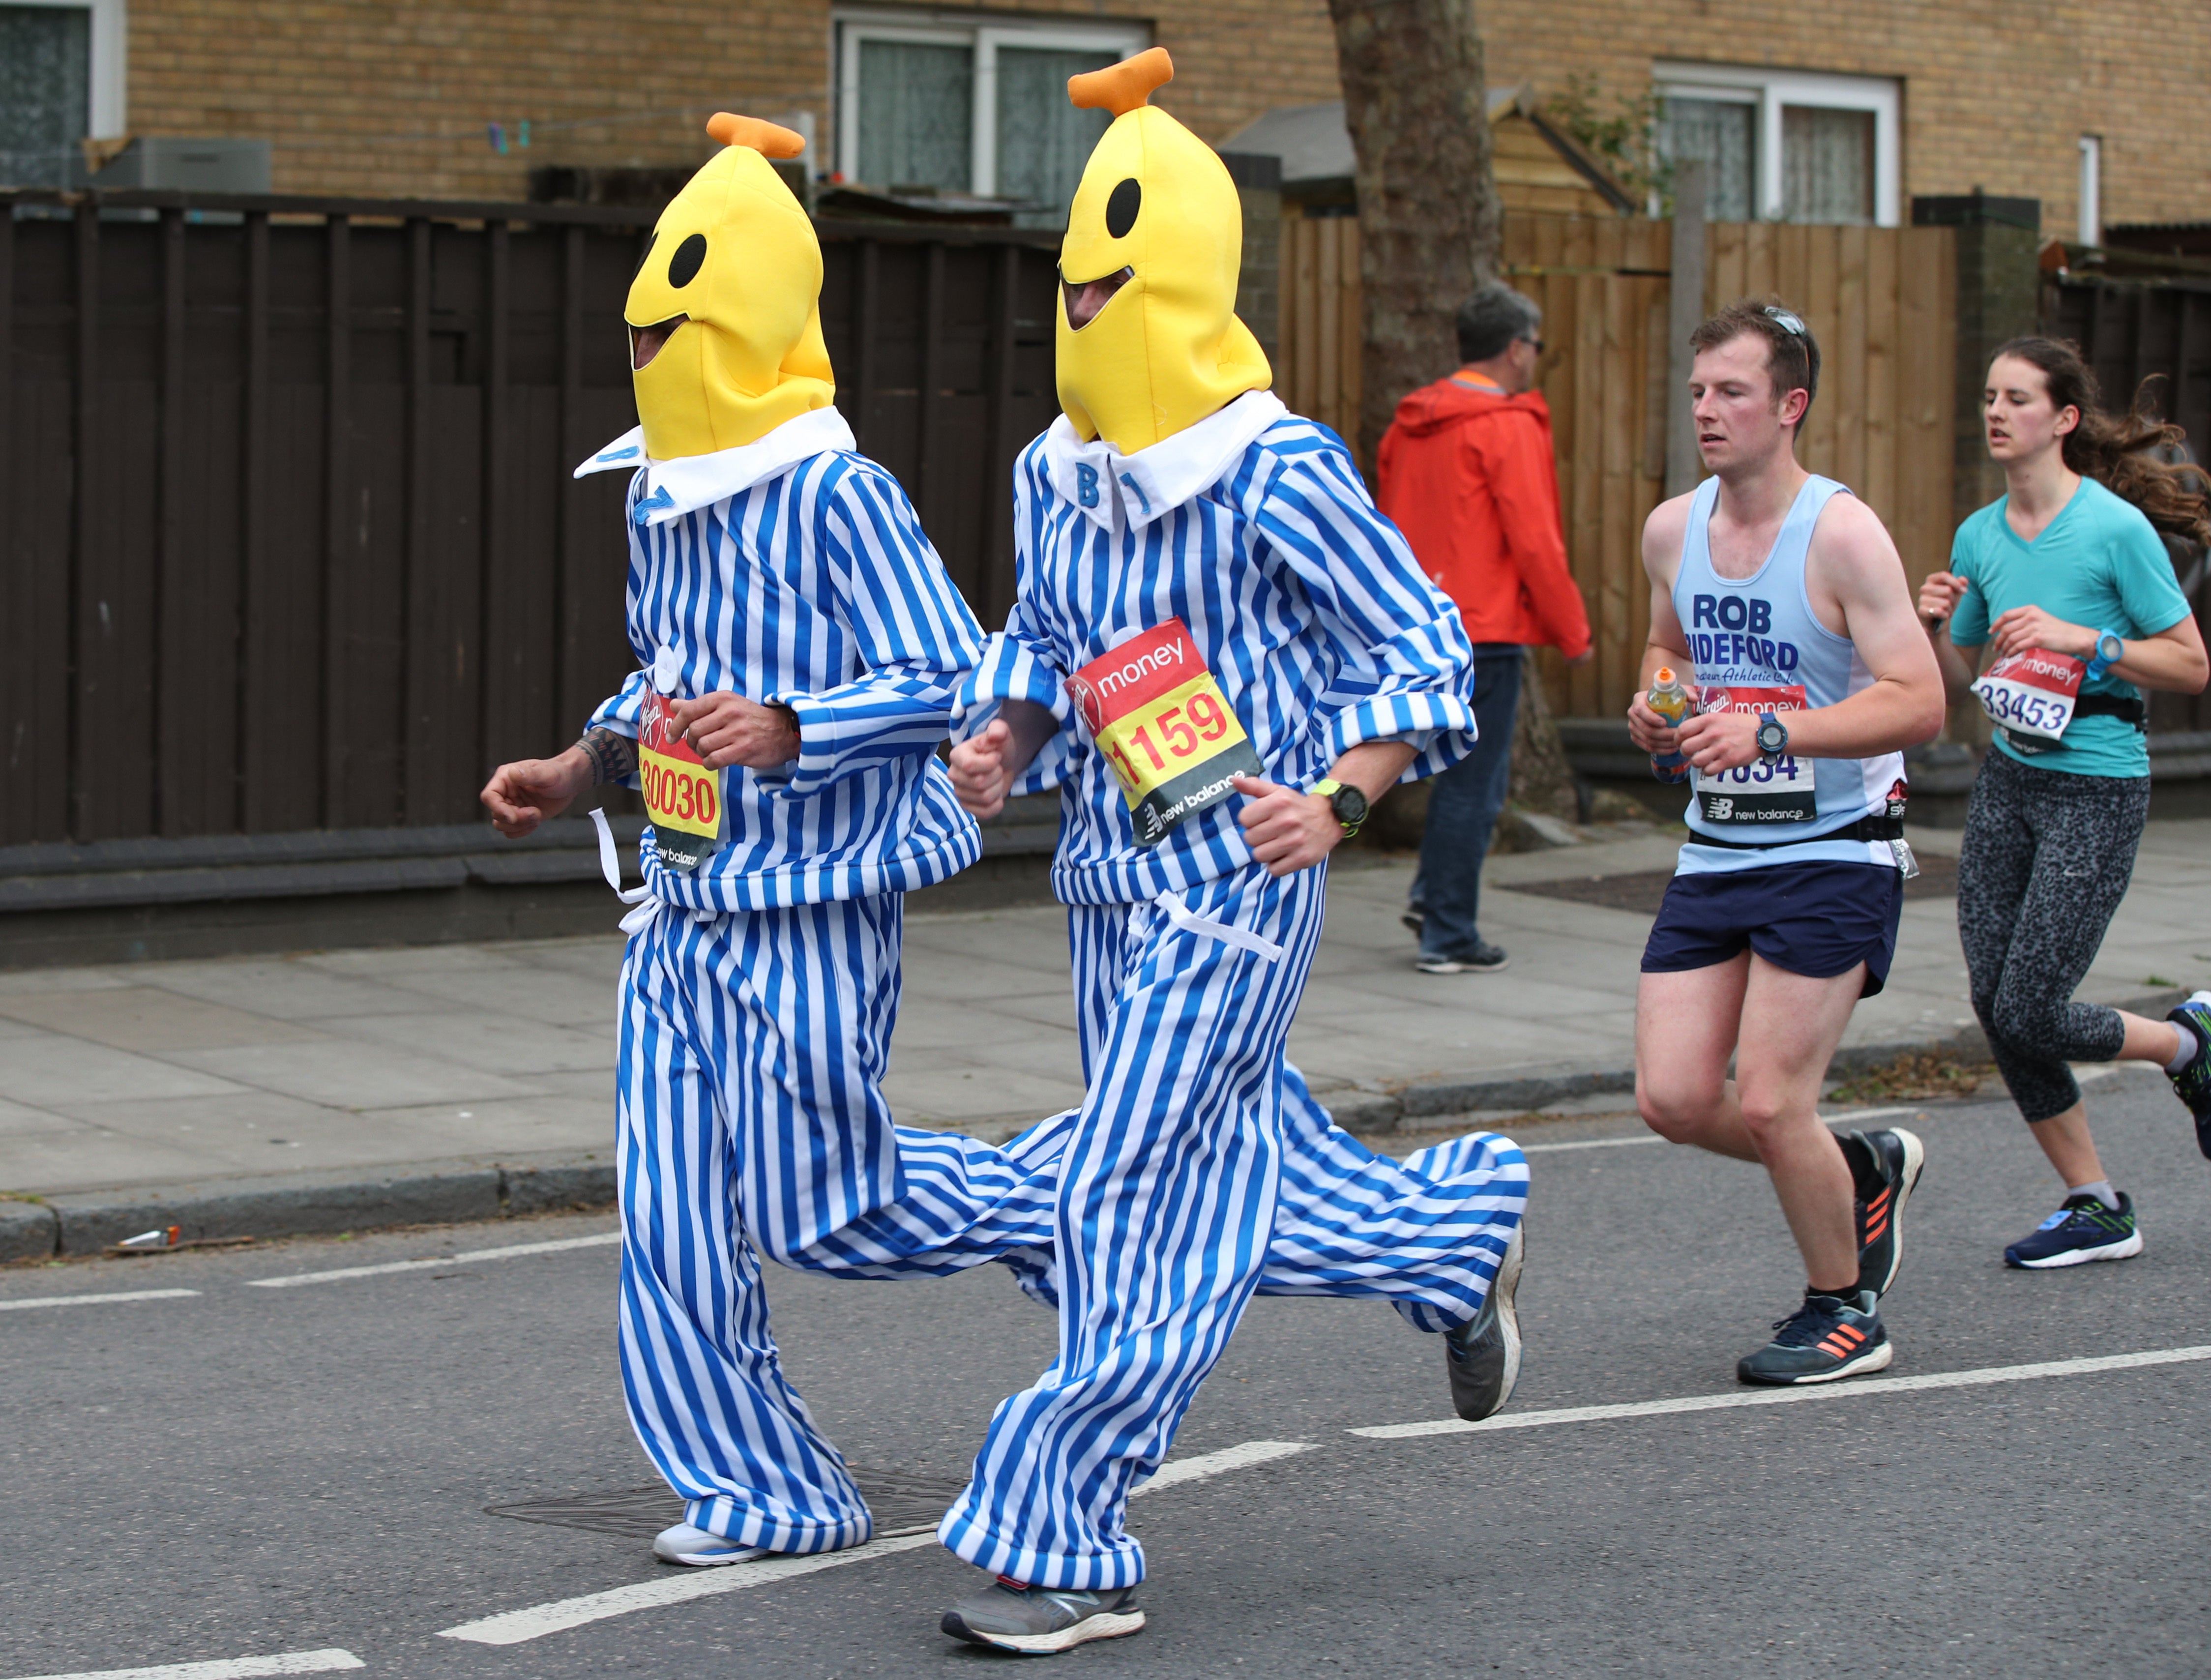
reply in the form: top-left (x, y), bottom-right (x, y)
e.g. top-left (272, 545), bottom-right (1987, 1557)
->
top-left (1065, 619), bottom-right (1263, 846)
top-left (638, 691), bottom-right (724, 841)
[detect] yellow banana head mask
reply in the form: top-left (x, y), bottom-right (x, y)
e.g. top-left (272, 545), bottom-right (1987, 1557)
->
top-left (1056, 49), bottom-right (1272, 455)
top-left (626, 113), bottom-right (835, 460)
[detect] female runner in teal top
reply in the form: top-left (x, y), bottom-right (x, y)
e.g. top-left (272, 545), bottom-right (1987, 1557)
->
top-left (1918, 337), bottom-right (2211, 1269)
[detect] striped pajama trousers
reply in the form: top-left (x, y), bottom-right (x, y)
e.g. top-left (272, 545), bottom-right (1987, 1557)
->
top-left (615, 896), bottom-right (1062, 1557)
top-left (937, 862), bottom-right (1530, 1590)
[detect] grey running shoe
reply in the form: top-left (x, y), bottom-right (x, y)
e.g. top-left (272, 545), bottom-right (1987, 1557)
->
top-left (1842, 1126), bottom-right (1924, 1298)
top-left (652, 1522), bottom-right (768, 1567)
top-left (941, 1576), bottom-right (1145, 1654)
top-left (1445, 1223), bottom-right (1525, 1420)
top-left (1737, 1290), bottom-right (1891, 1385)
top-left (1417, 942), bottom-right (1510, 975)
top-left (2166, 991), bottom-right (2211, 1157)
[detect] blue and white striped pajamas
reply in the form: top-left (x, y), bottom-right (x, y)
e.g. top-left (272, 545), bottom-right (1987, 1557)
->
top-left (943, 395), bottom-right (1532, 1589)
top-left (580, 415), bottom-right (1061, 1552)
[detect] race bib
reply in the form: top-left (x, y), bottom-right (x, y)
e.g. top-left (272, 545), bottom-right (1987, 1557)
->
top-left (637, 689), bottom-right (725, 871)
top-left (1066, 619), bottom-right (1264, 847)
top-left (1971, 648), bottom-right (2084, 749)
top-left (1691, 684), bottom-right (1817, 825)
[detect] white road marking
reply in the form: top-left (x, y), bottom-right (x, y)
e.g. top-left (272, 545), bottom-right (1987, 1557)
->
top-left (1521, 1135), bottom-right (1659, 1154)
top-left (1350, 1343), bottom-right (2211, 1440)
top-left (1518, 1105), bottom-right (1922, 1156)
top-left (246, 1231), bottom-right (619, 1289)
top-left (1131, 1438), bottom-right (1312, 1493)
top-left (437, 1438), bottom-right (1316, 1646)
top-left (0, 1289), bottom-right (200, 1313)
top-left (4, 1648), bottom-right (363, 1680)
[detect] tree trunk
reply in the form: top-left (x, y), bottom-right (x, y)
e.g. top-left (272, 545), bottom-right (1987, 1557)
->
top-left (1327, 1), bottom-right (1582, 830)
top-left (1324, 0), bottom-right (1500, 466)
top-left (1509, 648), bottom-right (1581, 822)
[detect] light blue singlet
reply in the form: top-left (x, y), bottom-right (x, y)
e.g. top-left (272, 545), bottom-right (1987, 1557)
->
top-left (1671, 473), bottom-right (1907, 877)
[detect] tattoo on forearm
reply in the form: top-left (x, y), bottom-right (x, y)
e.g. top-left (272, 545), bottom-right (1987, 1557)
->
top-left (578, 729), bottom-right (637, 786)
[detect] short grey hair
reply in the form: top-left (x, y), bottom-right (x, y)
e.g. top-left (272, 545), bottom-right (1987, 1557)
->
top-left (1456, 283), bottom-right (1542, 364)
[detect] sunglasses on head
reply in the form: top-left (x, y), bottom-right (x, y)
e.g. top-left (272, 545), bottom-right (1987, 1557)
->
top-left (1763, 306), bottom-right (1807, 337)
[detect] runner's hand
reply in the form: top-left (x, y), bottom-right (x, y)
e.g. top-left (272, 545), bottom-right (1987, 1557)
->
top-left (1917, 570), bottom-right (1969, 627)
top-left (1676, 709), bottom-right (1762, 774)
top-left (666, 692), bottom-right (801, 771)
top-left (1989, 604), bottom-right (2095, 662)
top-left (1625, 695), bottom-right (1681, 755)
top-left (1233, 774), bottom-right (1340, 876)
top-left (481, 752), bottom-right (591, 838)
top-left (949, 720), bottom-right (1014, 819)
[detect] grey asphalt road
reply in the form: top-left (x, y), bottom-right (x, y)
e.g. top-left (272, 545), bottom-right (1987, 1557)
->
top-left (4, 1068), bottom-right (2209, 1680)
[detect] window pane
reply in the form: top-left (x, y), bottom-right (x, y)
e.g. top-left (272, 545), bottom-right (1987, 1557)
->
top-left (856, 39), bottom-right (973, 194)
top-left (0, 4), bottom-right (91, 188)
top-left (995, 46), bottom-right (1116, 227)
top-left (1658, 96), bottom-right (1756, 221)
top-left (1782, 106), bottom-right (1874, 224)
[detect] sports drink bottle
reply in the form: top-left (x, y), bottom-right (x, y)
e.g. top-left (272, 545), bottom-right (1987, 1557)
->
top-left (1648, 667), bottom-right (1691, 783)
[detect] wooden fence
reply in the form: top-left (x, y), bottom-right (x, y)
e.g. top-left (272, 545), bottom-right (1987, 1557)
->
top-left (0, 189), bottom-right (1060, 849)
top-left (1277, 209), bottom-right (1959, 721)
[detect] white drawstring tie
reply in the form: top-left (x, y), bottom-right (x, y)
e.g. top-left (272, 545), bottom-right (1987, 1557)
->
top-left (1153, 889), bottom-right (1283, 963)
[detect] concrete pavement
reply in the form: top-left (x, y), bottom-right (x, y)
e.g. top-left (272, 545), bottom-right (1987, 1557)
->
top-left (3, 817), bottom-right (2206, 1255)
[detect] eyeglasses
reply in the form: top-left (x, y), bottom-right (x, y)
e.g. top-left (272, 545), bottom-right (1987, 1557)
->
top-left (1763, 306), bottom-right (1807, 337)
top-left (1520, 335), bottom-right (1546, 354)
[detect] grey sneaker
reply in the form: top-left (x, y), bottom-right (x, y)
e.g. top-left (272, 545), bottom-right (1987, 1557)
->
top-left (941, 1576), bottom-right (1145, 1654)
top-left (652, 1522), bottom-right (768, 1567)
top-left (1417, 942), bottom-right (1510, 975)
top-left (1445, 1223), bottom-right (1525, 1420)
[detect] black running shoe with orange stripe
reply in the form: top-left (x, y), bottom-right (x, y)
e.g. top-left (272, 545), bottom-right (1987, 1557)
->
top-left (1844, 1126), bottom-right (1924, 1299)
top-left (1736, 1290), bottom-right (1892, 1385)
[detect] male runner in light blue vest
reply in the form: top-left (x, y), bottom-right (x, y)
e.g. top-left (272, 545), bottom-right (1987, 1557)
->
top-left (1628, 301), bottom-right (1946, 1385)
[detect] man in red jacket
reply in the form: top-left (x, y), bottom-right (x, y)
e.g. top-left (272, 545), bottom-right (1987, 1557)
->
top-left (1378, 283), bottom-right (1593, 974)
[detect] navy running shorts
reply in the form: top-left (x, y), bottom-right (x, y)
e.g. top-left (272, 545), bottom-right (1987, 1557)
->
top-left (1640, 861), bottom-right (1905, 997)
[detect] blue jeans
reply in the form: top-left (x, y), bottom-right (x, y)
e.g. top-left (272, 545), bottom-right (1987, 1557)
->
top-left (1410, 646), bottom-right (1523, 961)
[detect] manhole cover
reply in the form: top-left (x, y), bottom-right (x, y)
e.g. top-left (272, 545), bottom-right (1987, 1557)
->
top-left (486, 1466), bottom-right (969, 1541)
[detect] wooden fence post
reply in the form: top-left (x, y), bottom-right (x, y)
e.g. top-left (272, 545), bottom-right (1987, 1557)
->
top-left (1664, 160), bottom-right (1707, 499)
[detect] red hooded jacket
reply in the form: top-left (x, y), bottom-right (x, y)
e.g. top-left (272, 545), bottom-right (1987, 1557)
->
top-left (1375, 374), bottom-right (1593, 658)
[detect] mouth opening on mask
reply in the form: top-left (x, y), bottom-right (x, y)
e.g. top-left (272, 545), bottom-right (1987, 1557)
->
top-left (629, 314), bottom-right (688, 370)
top-left (1061, 267), bottom-right (1134, 331)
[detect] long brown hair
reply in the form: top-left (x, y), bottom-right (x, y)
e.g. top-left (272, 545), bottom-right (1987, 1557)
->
top-left (1993, 336), bottom-right (2211, 546)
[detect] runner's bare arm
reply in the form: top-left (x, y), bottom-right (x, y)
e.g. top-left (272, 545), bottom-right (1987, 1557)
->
top-left (947, 699), bottom-right (1061, 819)
top-left (1627, 494), bottom-right (1697, 753)
top-left (1915, 571), bottom-right (1981, 702)
top-left (1679, 497), bottom-right (1945, 772)
top-left (480, 744), bottom-right (598, 838)
top-left (1985, 604), bottom-right (2210, 693)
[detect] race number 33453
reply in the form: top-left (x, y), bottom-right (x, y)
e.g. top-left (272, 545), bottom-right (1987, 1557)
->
top-left (1065, 619), bottom-right (1264, 847)
top-left (638, 691), bottom-right (724, 841)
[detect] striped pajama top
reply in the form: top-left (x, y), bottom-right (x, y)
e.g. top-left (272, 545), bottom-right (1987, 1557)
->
top-left (956, 391), bottom-right (1482, 907)
top-left (579, 409), bottom-right (985, 912)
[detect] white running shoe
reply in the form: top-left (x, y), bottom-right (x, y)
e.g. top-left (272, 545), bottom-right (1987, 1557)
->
top-left (652, 1522), bottom-right (768, 1567)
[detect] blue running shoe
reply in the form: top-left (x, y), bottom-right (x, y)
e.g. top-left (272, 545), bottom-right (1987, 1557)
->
top-left (2004, 1192), bottom-right (2143, 1268)
top-left (2165, 991), bottom-right (2211, 1159)
top-left (1737, 1290), bottom-right (1891, 1385)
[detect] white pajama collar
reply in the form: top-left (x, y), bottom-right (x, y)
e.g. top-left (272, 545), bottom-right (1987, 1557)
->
top-left (1043, 390), bottom-right (1287, 533)
top-left (575, 406), bottom-right (858, 527)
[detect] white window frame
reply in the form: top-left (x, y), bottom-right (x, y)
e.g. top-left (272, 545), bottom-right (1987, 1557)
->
top-left (833, 6), bottom-right (1147, 197)
top-left (8, 0), bottom-right (127, 136)
top-left (1655, 60), bottom-right (1899, 227)
top-left (2078, 135), bottom-right (2102, 246)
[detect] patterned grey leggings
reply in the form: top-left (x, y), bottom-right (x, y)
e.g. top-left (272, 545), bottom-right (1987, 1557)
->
top-left (1957, 748), bottom-right (2151, 1124)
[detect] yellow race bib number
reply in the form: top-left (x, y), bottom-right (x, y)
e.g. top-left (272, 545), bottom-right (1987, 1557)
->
top-left (638, 691), bottom-right (724, 842)
top-left (1065, 619), bottom-right (1263, 847)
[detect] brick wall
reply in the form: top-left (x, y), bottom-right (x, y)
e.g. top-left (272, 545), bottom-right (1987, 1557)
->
top-left (122, 0), bottom-right (2207, 232)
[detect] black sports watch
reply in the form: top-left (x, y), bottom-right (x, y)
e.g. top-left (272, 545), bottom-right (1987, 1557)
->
top-left (1310, 778), bottom-right (1369, 837)
top-left (1755, 711), bottom-right (1790, 760)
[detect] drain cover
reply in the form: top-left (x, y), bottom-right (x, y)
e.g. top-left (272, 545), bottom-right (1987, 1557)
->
top-left (486, 1467), bottom-right (968, 1541)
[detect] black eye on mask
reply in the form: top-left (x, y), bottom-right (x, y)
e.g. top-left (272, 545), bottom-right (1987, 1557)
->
top-left (1105, 178), bottom-right (1141, 239)
top-left (668, 234), bottom-right (708, 289)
